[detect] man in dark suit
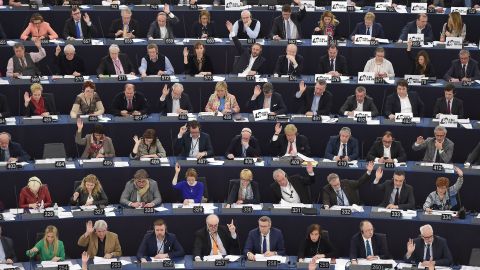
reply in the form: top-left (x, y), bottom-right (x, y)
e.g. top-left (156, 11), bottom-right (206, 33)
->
top-left (339, 86), bottom-right (379, 117)
top-left (366, 131), bottom-right (407, 163)
top-left (398, 13), bottom-right (434, 42)
top-left (405, 224), bottom-right (453, 266)
top-left (273, 44), bottom-right (304, 76)
top-left (465, 141), bottom-right (480, 167)
top-left (63, 7), bottom-right (97, 39)
top-left (246, 83), bottom-right (287, 115)
top-left (270, 0), bottom-right (306, 40)
top-left (350, 220), bottom-right (391, 260)
top-left (317, 45), bottom-right (349, 76)
top-left (444, 49), bottom-right (480, 82)
top-left (0, 94), bottom-right (11, 118)
top-left (193, 214), bottom-right (239, 261)
top-left (111, 84), bottom-right (149, 117)
top-left (324, 127), bottom-right (359, 161)
top-left (270, 163), bottom-right (315, 204)
top-left (295, 80), bottom-right (333, 116)
top-left (175, 120), bottom-right (214, 158)
top-left (226, 128), bottom-right (261, 159)
top-left (147, 5), bottom-right (180, 39)
top-left (433, 83), bottom-right (464, 118)
top-left (0, 132), bottom-right (31, 162)
top-left (373, 170), bottom-right (415, 210)
top-left (350, 12), bottom-right (385, 41)
top-left (158, 83), bottom-right (193, 115)
top-left (96, 44), bottom-right (135, 75)
top-left (136, 219), bottom-right (185, 261)
top-left (108, 8), bottom-right (140, 38)
top-left (270, 123), bottom-right (311, 157)
top-left (0, 23), bottom-right (6, 39)
top-left (384, 79), bottom-right (424, 120)
top-left (0, 226), bottom-right (17, 263)
top-left (227, 26), bottom-right (265, 75)
top-left (244, 216), bottom-right (286, 260)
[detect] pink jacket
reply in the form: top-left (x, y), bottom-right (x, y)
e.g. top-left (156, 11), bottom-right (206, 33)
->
top-left (204, 93), bottom-right (240, 113)
top-left (20, 22), bottom-right (58, 40)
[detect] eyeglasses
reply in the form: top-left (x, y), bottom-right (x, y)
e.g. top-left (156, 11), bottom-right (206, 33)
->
top-left (72, 12), bottom-right (81, 15)
top-left (422, 234), bottom-right (434, 240)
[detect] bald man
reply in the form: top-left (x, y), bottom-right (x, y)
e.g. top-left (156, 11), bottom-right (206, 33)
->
top-left (274, 44), bottom-right (304, 76)
top-left (405, 224), bottom-right (452, 266)
top-left (0, 132), bottom-right (30, 162)
top-left (350, 220), bottom-right (391, 262)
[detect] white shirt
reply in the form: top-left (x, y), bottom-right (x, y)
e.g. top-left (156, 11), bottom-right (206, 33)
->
top-left (159, 26), bottom-right (167, 39)
top-left (189, 136), bottom-right (200, 157)
top-left (336, 142), bottom-right (348, 157)
top-left (241, 55), bottom-right (258, 76)
top-left (280, 182), bottom-right (301, 203)
top-left (284, 18), bottom-right (299, 39)
top-left (263, 96), bottom-right (271, 109)
top-left (171, 97), bottom-right (180, 113)
top-left (355, 102), bottom-right (364, 111)
top-left (260, 232), bottom-right (270, 253)
top-left (399, 95), bottom-right (413, 113)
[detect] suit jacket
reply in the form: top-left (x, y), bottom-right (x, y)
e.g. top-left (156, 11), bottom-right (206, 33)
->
top-left (191, 22), bottom-right (216, 38)
top-left (136, 231), bottom-right (185, 259)
top-left (243, 227), bottom-right (285, 255)
top-left (175, 132), bottom-right (214, 157)
top-left (0, 236), bottom-right (17, 262)
top-left (24, 94), bottom-right (56, 117)
top-left (412, 137), bottom-right (454, 163)
top-left (296, 87), bottom-right (333, 115)
top-left (0, 94), bottom-right (10, 118)
top-left (324, 135), bottom-right (359, 161)
top-left (119, 179), bottom-right (162, 206)
top-left (384, 91), bottom-right (424, 117)
top-left (75, 133), bottom-right (115, 159)
top-left (349, 22), bottom-right (385, 40)
top-left (317, 55), bottom-right (349, 75)
top-left (270, 7), bottom-right (306, 39)
top-left (466, 141), bottom-right (480, 165)
top-left (399, 21), bottom-right (434, 42)
top-left (158, 92), bottom-right (193, 115)
top-left (78, 231), bottom-right (122, 258)
top-left (246, 92), bottom-right (287, 115)
top-left (110, 92), bottom-right (149, 116)
top-left (70, 187), bottom-right (109, 206)
top-left (366, 140), bottom-right (407, 162)
top-left (225, 135), bottom-right (261, 158)
top-left (193, 226), bottom-right (240, 257)
top-left (62, 18), bottom-right (97, 39)
top-left (270, 174), bottom-right (315, 204)
top-left (1, 141), bottom-right (30, 162)
top-left (322, 173), bottom-right (370, 206)
top-left (273, 54), bottom-right (304, 76)
top-left (96, 54), bottom-right (135, 75)
top-left (349, 233), bottom-right (391, 259)
top-left (433, 97), bottom-right (464, 118)
top-left (226, 180), bottom-right (261, 204)
top-left (147, 16), bottom-right (180, 39)
top-left (108, 18), bottom-right (141, 38)
top-left (443, 59), bottom-right (480, 81)
top-left (339, 95), bottom-right (379, 117)
top-left (406, 50), bottom-right (436, 77)
top-left (405, 236), bottom-right (453, 266)
top-left (270, 134), bottom-right (311, 157)
top-left (231, 36), bottom-right (266, 74)
top-left (374, 180), bottom-right (415, 210)
top-left (184, 54), bottom-right (214, 75)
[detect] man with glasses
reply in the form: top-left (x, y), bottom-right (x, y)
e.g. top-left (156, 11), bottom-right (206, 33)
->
top-left (175, 120), bottom-right (214, 158)
top-left (54, 44), bottom-right (85, 76)
top-left (120, 169), bottom-right (162, 208)
top-left (412, 126), bottom-right (454, 163)
top-left (63, 7), bottom-right (97, 40)
top-left (244, 216), bottom-right (285, 261)
top-left (350, 220), bottom-right (391, 262)
top-left (405, 224), bottom-right (453, 266)
top-left (137, 219), bottom-right (184, 261)
top-left (366, 131), bottom-right (407, 163)
top-left (444, 50), bottom-right (480, 83)
top-left (398, 13), bottom-right (434, 42)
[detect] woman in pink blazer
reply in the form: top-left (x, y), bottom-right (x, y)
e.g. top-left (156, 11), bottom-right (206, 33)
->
top-left (204, 81), bottom-right (240, 114)
top-left (20, 13), bottom-right (58, 40)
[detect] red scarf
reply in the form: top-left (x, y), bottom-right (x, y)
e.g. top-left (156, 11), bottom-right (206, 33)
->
top-left (31, 96), bottom-right (46, 115)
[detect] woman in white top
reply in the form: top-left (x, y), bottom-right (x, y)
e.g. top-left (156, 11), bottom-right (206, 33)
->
top-left (363, 47), bottom-right (395, 78)
top-left (440, 12), bottom-right (466, 42)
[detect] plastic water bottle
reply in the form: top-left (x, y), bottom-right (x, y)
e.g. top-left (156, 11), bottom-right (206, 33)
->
top-left (53, 203), bottom-right (58, 216)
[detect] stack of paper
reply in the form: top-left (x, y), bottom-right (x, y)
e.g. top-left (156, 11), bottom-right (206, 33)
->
top-left (254, 255), bottom-right (287, 263)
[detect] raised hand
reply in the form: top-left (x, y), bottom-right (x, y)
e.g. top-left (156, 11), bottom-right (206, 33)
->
top-left (83, 12), bottom-right (91, 24)
top-left (375, 166), bottom-right (383, 180)
top-left (253, 85), bottom-right (261, 97)
top-left (86, 220), bottom-right (94, 234)
top-left (299, 80), bottom-right (306, 93)
top-left (133, 135), bottom-right (140, 144)
top-left (183, 47), bottom-right (189, 58)
top-left (416, 136), bottom-right (425, 144)
top-left (226, 219), bottom-right (236, 234)
top-left (406, 238), bottom-right (416, 255)
top-left (55, 45), bottom-right (61, 56)
top-left (274, 123), bottom-right (282, 135)
top-left (306, 162), bottom-right (313, 174)
top-left (24, 92), bottom-right (32, 104)
top-left (175, 162), bottom-right (181, 174)
top-left (162, 84), bottom-right (170, 97)
top-left (179, 124), bottom-right (187, 136)
top-left (225, 20), bottom-right (233, 33)
top-left (163, 3), bottom-right (170, 13)
top-left (454, 166), bottom-right (463, 177)
top-left (77, 117), bottom-right (84, 130)
top-left (366, 161), bottom-right (374, 172)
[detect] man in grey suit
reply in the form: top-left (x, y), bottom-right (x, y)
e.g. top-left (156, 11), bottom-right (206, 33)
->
top-left (412, 126), bottom-right (454, 163)
top-left (120, 169), bottom-right (162, 208)
top-left (147, 5), bottom-right (180, 39)
top-left (339, 86), bottom-right (379, 117)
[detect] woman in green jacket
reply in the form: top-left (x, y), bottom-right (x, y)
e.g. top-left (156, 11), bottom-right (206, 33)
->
top-left (26, 225), bottom-right (65, 261)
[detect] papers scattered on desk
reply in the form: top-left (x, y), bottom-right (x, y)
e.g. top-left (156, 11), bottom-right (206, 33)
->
top-left (35, 158), bottom-right (66, 164)
top-left (186, 157), bottom-right (224, 165)
top-left (114, 38), bottom-right (145, 43)
top-left (9, 208), bottom-right (24, 214)
top-left (4, 117), bottom-right (16, 125)
top-left (41, 261), bottom-right (74, 268)
top-left (94, 257), bottom-right (117, 264)
top-left (0, 79), bottom-right (9, 85)
top-left (461, 266), bottom-right (480, 270)
top-left (173, 203), bottom-right (217, 213)
top-left (419, 162), bottom-right (454, 170)
top-left (234, 157), bottom-right (258, 162)
top-left (357, 259), bottom-right (396, 265)
top-left (154, 206), bottom-right (169, 212)
top-left (366, 119), bottom-right (380, 125)
top-left (58, 212), bottom-right (74, 219)
top-left (254, 255), bottom-right (287, 263)
top-left (91, 39), bottom-right (104, 45)
top-left (49, 39), bottom-right (64, 44)
top-left (224, 255), bottom-right (241, 262)
top-left (18, 75), bottom-right (48, 80)
top-left (396, 263), bottom-right (413, 269)
top-left (275, 202), bottom-right (312, 208)
top-left (426, 210), bottom-right (457, 216)
top-left (150, 257), bottom-right (170, 262)
top-left (39, 6), bottom-right (51, 10)
top-left (202, 255), bottom-right (223, 261)
top-left (140, 157), bottom-right (169, 163)
top-left (377, 208), bottom-right (417, 217)
top-left (375, 38), bottom-right (390, 44)
top-left (330, 204), bottom-right (364, 212)
top-left (79, 5), bottom-right (90, 8)
top-left (80, 205), bottom-right (97, 211)
top-left (461, 123), bottom-right (473, 129)
top-left (113, 161), bottom-right (129, 167)
top-left (231, 204), bottom-right (262, 210)
top-left (1, 213), bottom-right (16, 221)
top-left (296, 153), bottom-right (315, 163)
top-left (104, 206), bottom-right (115, 213)
top-left (45, 206), bottom-right (65, 212)
top-left (0, 264), bottom-right (23, 270)
top-left (106, 212), bottom-right (116, 217)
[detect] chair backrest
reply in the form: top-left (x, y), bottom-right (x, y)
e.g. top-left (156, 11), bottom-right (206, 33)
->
top-left (197, 177), bottom-right (208, 203)
top-left (42, 92), bottom-right (57, 115)
top-left (470, 248), bottom-right (480, 266)
top-left (321, 230), bottom-right (330, 241)
top-left (73, 180), bottom-right (82, 192)
top-left (232, 56), bottom-right (240, 73)
top-left (42, 143), bottom-right (66, 159)
top-left (226, 179), bottom-right (240, 202)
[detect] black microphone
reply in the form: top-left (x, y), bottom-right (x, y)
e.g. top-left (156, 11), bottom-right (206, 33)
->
top-left (182, 12), bottom-right (187, 39)
top-left (96, 16), bottom-right (106, 38)
top-left (169, 128), bottom-right (175, 156)
top-left (46, 64), bottom-right (54, 76)
top-left (13, 184), bottom-right (20, 217)
top-left (224, 45), bottom-right (228, 76)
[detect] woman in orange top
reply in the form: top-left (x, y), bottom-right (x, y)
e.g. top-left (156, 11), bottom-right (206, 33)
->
top-left (20, 13), bottom-right (59, 40)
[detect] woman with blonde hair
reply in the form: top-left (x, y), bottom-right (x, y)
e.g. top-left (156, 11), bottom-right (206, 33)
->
top-left (19, 176), bottom-right (52, 208)
top-left (26, 225), bottom-right (65, 261)
top-left (313, 11), bottom-right (340, 39)
top-left (20, 13), bottom-right (58, 41)
top-left (191, 10), bottom-right (216, 38)
top-left (71, 174), bottom-right (109, 206)
top-left (440, 12), bottom-right (466, 42)
top-left (204, 81), bottom-right (240, 114)
top-left (24, 83), bottom-right (56, 117)
top-left (226, 169), bottom-right (260, 205)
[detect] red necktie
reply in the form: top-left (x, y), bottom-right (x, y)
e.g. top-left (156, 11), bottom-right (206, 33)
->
top-left (127, 99), bottom-right (133, 110)
top-left (288, 142), bottom-right (293, 154)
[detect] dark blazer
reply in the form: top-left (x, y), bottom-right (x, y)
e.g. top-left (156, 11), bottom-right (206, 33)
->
top-left (111, 91), bottom-right (149, 116)
top-left (406, 50), bottom-right (436, 77)
top-left (96, 54), bottom-right (135, 75)
top-left (322, 173), bottom-right (370, 206)
top-left (366, 140), bottom-right (407, 162)
top-left (108, 18), bottom-right (141, 38)
top-left (466, 141), bottom-right (480, 165)
top-left (324, 135), bottom-right (359, 161)
top-left (433, 97), bottom-right (464, 118)
top-left (373, 180), bottom-right (415, 210)
top-left (226, 180), bottom-right (261, 204)
top-left (339, 95), bottom-right (379, 117)
top-left (0, 23), bottom-right (6, 39)
top-left (273, 54), bottom-right (304, 76)
top-left (298, 237), bottom-right (336, 259)
top-left (231, 36), bottom-right (266, 74)
top-left (55, 54), bottom-right (86, 76)
top-left (24, 94), bottom-right (56, 117)
top-left (1, 141), bottom-right (30, 162)
top-left (443, 59), bottom-right (480, 81)
top-left (399, 20), bottom-right (434, 42)
top-left (62, 18), bottom-right (97, 39)
top-left (158, 92), bottom-right (193, 115)
top-left (270, 7), bottom-right (306, 39)
top-left (270, 174), bottom-right (315, 204)
top-left (0, 236), bottom-right (17, 262)
top-left (184, 54), bottom-right (214, 75)
top-left (296, 87), bottom-right (333, 115)
top-left (243, 227), bottom-right (285, 255)
top-left (350, 232), bottom-right (391, 259)
top-left (191, 22), bottom-right (216, 38)
top-left (317, 54), bottom-right (349, 75)
top-left (349, 22), bottom-right (385, 40)
top-left (225, 135), bottom-right (261, 158)
top-left (313, 24), bottom-right (340, 39)
top-left (70, 187), bottom-right (109, 206)
top-left (136, 231), bottom-right (185, 260)
top-left (384, 91), bottom-right (424, 117)
top-left (193, 225), bottom-right (240, 257)
top-left (246, 92), bottom-right (287, 115)
top-left (405, 236), bottom-right (453, 266)
top-left (0, 94), bottom-right (11, 118)
top-left (270, 134), bottom-right (311, 157)
top-left (175, 132), bottom-right (214, 157)
top-left (147, 16), bottom-right (180, 39)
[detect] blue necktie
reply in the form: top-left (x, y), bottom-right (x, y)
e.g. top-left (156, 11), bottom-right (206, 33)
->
top-left (425, 244), bottom-right (431, 261)
top-left (262, 235), bottom-right (267, 253)
top-left (76, 21), bottom-right (82, 38)
top-left (366, 240), bottom-right (372, 257)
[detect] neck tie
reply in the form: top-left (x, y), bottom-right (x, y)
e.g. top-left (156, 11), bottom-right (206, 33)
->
top-left (114, 59), bottom-right (124, 75)
top-left (394, 188), bottom-right (400, 205)
top-left (447, 100), bottom-right (451, 114)
top-left (330, 59), bottom-right (334, 71)
top-left (341, 144), bottom-right (347, 157)
top-left (366, 27), bottom-right (371, 36)
top-left (211, 234), bottom-right (219, 255)
top-left (0, 149), bottom-right (5, 162)
top-left (76, 21), bottom-right (82, 38)
top-left (435, 149), bottom-right (441, 163)
top-left (21, 58), bottom-right (27, 68)
top-left (127, 99), bottom-right (133, 110)
top-left (288, 142), bottom-right (293, 154)
top-left (285, 20), bottom-right (291, 39)
top-left (123, 24), bottom-right (128, 38)
top-left (287, 59), bottom-right (291, 74)
top-left (336, 190), bottom-right (344, 206)
top-left (262, 235), bottom-right (267, 253)
top-left (425, 244), bottom-right (431, 261)
top-left (366, 240), bottom-right (372, 257)
top-left (462, 64), bottom-right (466, 78)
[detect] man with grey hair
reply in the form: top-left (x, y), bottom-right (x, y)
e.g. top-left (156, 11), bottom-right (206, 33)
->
top-left (247, 83), bottom-right (287, 115)
top-left (54, 44), bottom-right (85, 76)
top-left (226, 10), bottom-right (261, 39)
top-left (273, 43), bottom-right (304, 76)
top-left (270, 163), bottom-right (315, 204)
top-left (444, 49), bottom-right (480, 82)
top-left (78, 220), bottom-right (122, 259)
top-left (412, 126), bottom-right (454, 163)
top-left (0, 132), bottom-right (30, 162)
top-left (0, 226), bottom-right (16, 263)
top-left (6, 39), bottom-right (45, 78)
top-left (96, 44), bottom-right (135, 75)
top-left (158, 83), bottom-right (193, 115)
top-left (108, 7), bottom-right (139, 38)
top-left (405, 224), bottom-right (452, 266)
top-left (244, 216), bottom-right (285, 260)
top-left (139, 44), bottom-right (174, 77)
top-left (339, 86), bottom-right (379, 117)
top-left (324, 127), bottom-right (359, 161)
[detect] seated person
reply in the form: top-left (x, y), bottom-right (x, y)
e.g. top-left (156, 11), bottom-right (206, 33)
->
top-left (226, 128), bottom-right (261, 159)
top-left (273, 44), bottom-right (304, 76)
top-left (298, 224), bottom-right (336, 261)
top-left (175, 120), bottom-right (214, 158)
top-left (139, 44), bottom-right (174, 77)
top-left (226, 169), bottom-right (261, 206)
top-left (147, 5), bottom-right (180, 39)
top-left (271, 164), bottom-right (315, 204)
top-left (96, 44), bottom-right (135, 76)
top-left (405, 224), bottom-right (453, 266)
top-left (317, 45), bottom-right (348, 76)
top-left (465, 141), bottom-right (480, 167)
top-left (270, 1), bottom-right (306, 40)
top-left (111, 84), bottom-right (149, 116)
top-left (78, 220), bottom-right (121, 258)
top-left (158, 83), bottom-right (193, 115)
top-left (0, 132), bottom-right (30, 162)
top-left (0, 94), bottom-right (11, 118)
top-left (440, 12), bottom-right (466, 42)
top-left (6, 40), bottom-right (46, 78)
top-left (183, 42), bottom-right (214, 76)
top-left (423, 167), bottom-right (463, 211)
top-left (247, 83), bottom-right (287, 115)
top-left (313, 11), bottom-right (340, 39)
top-left (63, 7), bottom-right (97, 39)
top-left (23, 83), bottom-right (56, 117)
top-left (137, 219), bottom-right (185, 261)
top-left (19, 176), bottom-right (52, 209)
top-left (204, 81), bottom-right (240, 114)
top-left (120, 169), bottom-right (162, 208)
top-left (26, 226), bottom-right (65, 262)
top-left (226, 10), bottom-right (260, 39)
top-left (366, 131), bottom-right (407, 163)
top-left (130, 129), bottom-right (166, 159)
top-left (406, 42), bottom-right (436, 77)
top-left (0, 226), bottom-right (16, 263)
top-left (20, 13), bottom-right (58, 40)
top-left (350, 220), bottom-right (391, 261)
top-left (324, 127), bottom-right (359, 161)
top-left (398, 14), bottom-right (434, 43)
top-left (70, 174), bottom-right (108, 207)
top-left (384, 80), bottom-right (424, 120)
top-left (193, 214), bottom-right (239, 261)
top-left (433, 83), bottom-right (464, 118)
top-left (270, 123), bottom-right (311, 157)
top-left (412, 126), bottom-right (454, 163)
top-left (373, 170), bottom-right (415, 210)
top-left (75, 119), bottom-right (115, 159)
top-left (295, 80), bottom-right (333, 116)
top-left (54, 44), bottom-right (85, 76)
top-left (70, 81), bottom-right (105, 118)
top-left (244, 216), bottom-right (285, 260)
top-left (191, 10), bottom-right (215, 38)
top-left (444, 49), bottom-right (480, 82)
top-left (108, 8), bottom-right (139, 38)
top-left (339, 86), bottom-right (379, 117)
top-left (350, 12), bottom-right (385, 41)
top-left (172, 163), bottom-right (204, 204)
top-left (226, 22), bottom-right (265, 75)
top-left (363, 47), bottom-right (395, 78)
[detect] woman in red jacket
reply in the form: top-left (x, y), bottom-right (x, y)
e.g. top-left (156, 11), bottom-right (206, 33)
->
top-left (19, 176), bottom-right (52, 208)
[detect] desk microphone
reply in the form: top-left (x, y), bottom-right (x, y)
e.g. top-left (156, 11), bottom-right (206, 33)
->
top-left (96, 16), bottom-right (106, 38)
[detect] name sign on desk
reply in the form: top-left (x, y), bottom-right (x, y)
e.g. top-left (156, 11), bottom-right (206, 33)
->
top-left (192, 206), bottom-right (204, 213)
top-left (178, 113), bottom-right (188, 120)
top-left (405, 74), bottom-right (425, 85)
top-left (337, 160), bottom-right (348, 167)
top-left (144, 207), bottom-right (155, 214)
top-left (30, 76), bottom-right (41, 83)
top-left (244, 158), bottom-right (255, 165)
top-left (204, 74), bottom-right (213, 81)
top-left (29, 2), bottom-right (39, 9)
top-left (215, 260), bottom-right (227, 267)
top-left (110, 3), bottom-right (119, 9)
top-left (223, 114), bottom-right (233, 120)
top-left (353, 111), bottom-right (371, 122)
top-left (117, 75), bottom-right (127, 81)
top-left (58, 265), bottom-right (69, 270)
top-left (161, 75), bottom-right (171, 81)
top-left (354, 35), bottom-right (372, 45)
top-left (450, 6), bottom-right (468, 14)
top-left (358, 72), bottom-right (375, 84)
top-left (150, 3), bottom-right (159, 9)
top-left (42, 116), bottom-right (53, 123)
top-left (318, 261), bottom-right (330, 269)
top-left (375, 1), bottom-right (388, 10)
top-left (340, 208), bottom-right (352, 215)
top-left (291, 207), bottom-right (302, 214)
top-left (94, 208), bottom-right (105, 215)
top-left (394, 113), bottom-right (413, 123)
top-left (197, 158), bottom-right (207, 165)
top-left (467, 8), bottom-right (477, 14)
top-left (225, 0), bottom-right (241, 9)
top-left (55, 161), bottom-right (66, 168)
top-left (407, 34), bottom-right (424, 46)
top-left (266, 260), bottom-right (278, 267)
top-left (88, 115), bottom-right (99, 122)
top-left (103, 160), bottom-right (114, 167)
top-left (384, 162), bottom-right (394, 168)
top-left (133, 115), bottom-right (147, 121)
top-left (43, 210), bottom-right (55, 218)
top-left (371, 264), bottom-right (393, 270)
top-left (206, 37), bottom-right (215, 44)
top-left (441, 213), bottom-right (452, 220)
top-left (410, 2), bottom-right (427, 13)
top-left (390, 210), bottom-right (402, 218)
top-left (164, 38), bottom-right (174, 44)
top-left (74, 76), bottom-right (85, 82)
top-left (124, 38), bottom-right (133, 44)
top-left (432, 164), bottom-right (443, 171)
top-left (439, 114), bottom-right (458, 128)
top-left (247, 38), bottom-right (256, 44)
top-left (446, 37), bottom-right (463, 49)
top-left (82, 38), bottom-right (92, 45)
top-left (253, 108), bottom-right (270, 121)
top-left (242, 206), bottom-right (253, 213)
top-left (312, 115), bottom-right (322, 122)
top-left (162, 260), bottom-right (175, 268)
top-left (331, 1), bottom-right (347, 11)
top-left (246, 75), bottom-right (255, 81)
top-left (268, 114), bottom-right (277, 121)
top-left (6, 163), bottom-right (18, 170)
